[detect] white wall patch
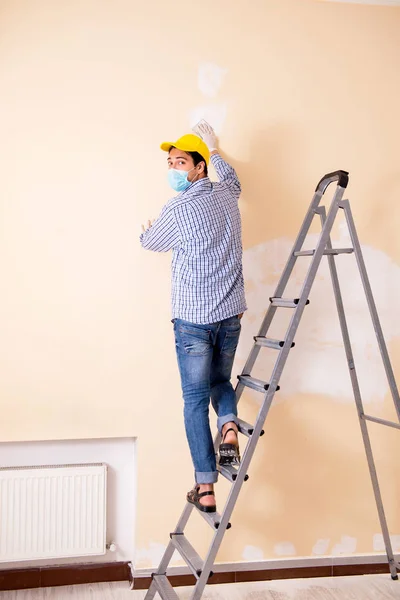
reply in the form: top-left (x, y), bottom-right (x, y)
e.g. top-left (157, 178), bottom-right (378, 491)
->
top-left (237, 231), bottom-right (400, 404)
top-left (189, 62), bottom-right (228, 135)
top-left (242, 545), bottom-right (264, 561)
top-left (189, 104), bottom-right (227, 136)
top-left (332, 535), bottom-right (357, 555)
top-left (373, 533), bottom-right (400, 552)
top-left (274, 542), bottom-right (296, 556)
top-left (198, 62), bottom-right (227, 98)
top-left (312, 538), bottom-right (331, 555)
top-left (136, 542), bottom-right (168, 566)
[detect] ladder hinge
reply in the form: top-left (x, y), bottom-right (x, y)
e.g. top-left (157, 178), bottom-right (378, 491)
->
top-left (348, 359), bottom-right (355, 370)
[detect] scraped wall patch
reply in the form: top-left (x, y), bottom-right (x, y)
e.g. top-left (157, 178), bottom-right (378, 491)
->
top-left (274, 541), bottom-right (296, 556)
top-left (373, 533), bottom-right (400, 552)
top-left (312, 538), bottom-right (331, 555)
top-left (242, 545), bottom-right (264, 560)
top-left (198, 62), bottom-right (227, 97)
top-left (189, 104), bottom-right (227, 136)
top-left (189, 62), bottom-right (228, 134)
top-left (332, 535), bottom-right (357, 555)
top-left (238, 227), bottom-right (400, 404)
top-left (136, 542), bottom-right (181, 566)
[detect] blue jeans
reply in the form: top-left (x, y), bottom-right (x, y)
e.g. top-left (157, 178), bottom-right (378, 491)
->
top-left (173, 315), bottom-right (241, 484)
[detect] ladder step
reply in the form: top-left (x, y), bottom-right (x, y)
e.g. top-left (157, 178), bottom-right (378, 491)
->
top-left (170, 533), bottom-right (204, 578)
top-left (196, 506), bottom-right (232, 530)
top-left (218, 462), bottom-right (249, 483)
top-left (254, 336), bottom-right (295, 349)
top-left (238, 375), bottom-right (280, 394)
top-left (294, 248), bottom-right (354, 257)
top-left (362, 414), bottom-right (400, 431)
top-left (269, 297), bottom-right (310, 308)
top-left (152, 574), bottom-right (179, 600)
top-left (236, 417), bottom-right (264, 438)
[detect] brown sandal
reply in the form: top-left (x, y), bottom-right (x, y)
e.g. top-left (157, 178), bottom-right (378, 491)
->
top-left (187, 485), bottom-right (216, 513)
top-left (219, 428), bottom-right (241, 466)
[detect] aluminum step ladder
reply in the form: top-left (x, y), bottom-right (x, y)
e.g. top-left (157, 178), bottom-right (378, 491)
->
top-left (144, 170), bottom-right (400, 600)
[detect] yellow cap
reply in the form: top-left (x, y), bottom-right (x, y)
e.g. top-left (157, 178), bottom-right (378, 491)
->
top-left (160, 133), bottom-right (210, 165)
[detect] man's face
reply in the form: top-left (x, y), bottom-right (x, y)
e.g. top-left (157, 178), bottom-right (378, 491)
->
top-left (167, 148), bottom-right (199, 182)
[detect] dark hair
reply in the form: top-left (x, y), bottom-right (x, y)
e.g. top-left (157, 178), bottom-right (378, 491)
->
top-left (169, 146), bottom-right (208, 176)
top-left (189, 151), bottom-right (208, 176)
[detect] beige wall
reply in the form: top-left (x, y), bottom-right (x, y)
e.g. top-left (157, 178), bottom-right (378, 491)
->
top-left (1, 0), bottom-right (400, 568)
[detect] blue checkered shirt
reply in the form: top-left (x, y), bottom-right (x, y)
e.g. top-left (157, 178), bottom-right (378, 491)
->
top-left (140, 153), bottom-right (247, 324)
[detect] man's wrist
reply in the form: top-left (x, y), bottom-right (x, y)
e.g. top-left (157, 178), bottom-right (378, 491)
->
top-left (210, 149), bottom-right (218, 155)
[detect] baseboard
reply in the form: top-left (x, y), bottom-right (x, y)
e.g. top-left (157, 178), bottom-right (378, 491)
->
top-left (133, 554), bottom-right (396, 589)
top-left (0, 562), bottom-right (132, 591)
top-left (0, 555), bottom-right (396, 591)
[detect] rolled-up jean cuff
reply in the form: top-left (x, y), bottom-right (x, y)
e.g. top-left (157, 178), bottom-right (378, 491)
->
top-left (217, 413), bottom-right (237, 433)
top-left (195, 471), bottom-right (219, 484)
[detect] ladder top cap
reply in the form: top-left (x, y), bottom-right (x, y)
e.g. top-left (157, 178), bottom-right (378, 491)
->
top-left (316, 170), bottom-right (349, 192)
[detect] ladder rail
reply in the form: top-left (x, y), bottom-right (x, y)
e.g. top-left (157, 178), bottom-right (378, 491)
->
top-left (152, 574), bottom-right (180, 600)
top-left (319, 204), bottom-right (399, 580)
top-left (259, 171), bottom-right (348, 331)
top-left (145, 503), bottom-right (194, 600)
top-left (250, 189), bottom-right (321, 343)
top-left (340, 200), bottom-right (400, 422)
top-left (256, 186), bottom-right (346, 400)
top-left (335, 200), bottom-right (400, 579)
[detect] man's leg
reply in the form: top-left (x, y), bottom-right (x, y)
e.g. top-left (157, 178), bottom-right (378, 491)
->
top-left (174, 319), bottom-right (217, 508)
top-left (210, 315), bottom-right (242, 447)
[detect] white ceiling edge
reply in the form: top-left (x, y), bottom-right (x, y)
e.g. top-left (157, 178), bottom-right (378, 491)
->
top-left (323, 0), bottom-right (400, 5)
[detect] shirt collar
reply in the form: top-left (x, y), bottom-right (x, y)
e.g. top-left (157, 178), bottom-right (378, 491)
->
top-left (181, 176), bottom-right (211, 196)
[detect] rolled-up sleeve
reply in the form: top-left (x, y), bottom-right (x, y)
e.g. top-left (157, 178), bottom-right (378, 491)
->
top-left (140, 204), bottom-right (180, 252)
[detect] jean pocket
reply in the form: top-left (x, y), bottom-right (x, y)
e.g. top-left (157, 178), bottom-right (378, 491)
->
top-left (177, 325), bottom-right (211, 356)
top-left (221, 325), bottom-right (241, 356)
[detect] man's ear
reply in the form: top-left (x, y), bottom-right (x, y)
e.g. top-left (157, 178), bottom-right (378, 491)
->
top-left (198, 161), bottom-right (205, 173)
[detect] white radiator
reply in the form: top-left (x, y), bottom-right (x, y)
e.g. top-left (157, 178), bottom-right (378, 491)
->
top-left (0, 463), bottom-right (107, 562)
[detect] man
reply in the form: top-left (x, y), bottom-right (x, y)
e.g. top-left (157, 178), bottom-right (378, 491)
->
top-left (140, 122), bottom-right (246, 513)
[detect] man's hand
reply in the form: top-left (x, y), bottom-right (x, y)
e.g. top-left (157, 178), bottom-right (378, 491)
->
top-left (193, 121), bottom-right (218, 152)
top-left (141, 219), bottom-right (154, 233)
